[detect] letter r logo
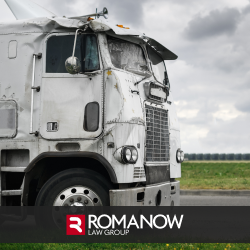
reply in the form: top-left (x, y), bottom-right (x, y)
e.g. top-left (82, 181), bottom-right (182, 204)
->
top-left (66, 215), bottom-right (85, 235)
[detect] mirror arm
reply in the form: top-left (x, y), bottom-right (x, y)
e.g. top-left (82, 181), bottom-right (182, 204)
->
top-left (71, 29), bottom-right (83, 63)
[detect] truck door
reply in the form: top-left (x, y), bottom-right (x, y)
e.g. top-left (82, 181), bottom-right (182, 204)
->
top-left (40, 33), bottom-right (103, 140)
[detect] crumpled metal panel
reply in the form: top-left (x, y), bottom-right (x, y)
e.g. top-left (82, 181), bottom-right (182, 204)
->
top-left (89, 19), bottom-right (142, 36)
top-left (103, 123), bottom-right (146, 183)
top-left (0, 17), bottom-right (86, 35)
top-left (91, 20), bottom-right (177, 60)
top-left (142, 36), bottom-right (178, 60)
top-left (102, 54), bottom-right (146, 182)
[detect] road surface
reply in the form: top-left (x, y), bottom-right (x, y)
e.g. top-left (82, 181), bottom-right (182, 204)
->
top-left (181, 195), bottom-right (250, 206)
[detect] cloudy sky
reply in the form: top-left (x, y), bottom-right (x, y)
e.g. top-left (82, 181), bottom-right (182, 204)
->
top-left (0, 0), bottom-right (249, 154)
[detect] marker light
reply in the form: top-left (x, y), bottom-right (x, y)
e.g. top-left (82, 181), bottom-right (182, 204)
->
top-left (117, 24), bottom-right (130, 29)
top-left (176, 149), bottom-right (184, 163)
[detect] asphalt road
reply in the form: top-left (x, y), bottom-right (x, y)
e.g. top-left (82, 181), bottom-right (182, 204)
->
top-left (181, 195), bottom-right (250, 206)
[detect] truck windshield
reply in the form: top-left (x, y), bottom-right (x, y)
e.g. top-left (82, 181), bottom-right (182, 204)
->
top-left (46, 34), bottom-right (99, 73)
top-left (147, 46), bottom-right (166, 83)
top-left (107, 36), bottom-right (148, 76)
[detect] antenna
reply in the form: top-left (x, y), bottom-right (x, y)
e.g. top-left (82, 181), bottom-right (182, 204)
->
top-left (69, 7), bottom-right (109, 20)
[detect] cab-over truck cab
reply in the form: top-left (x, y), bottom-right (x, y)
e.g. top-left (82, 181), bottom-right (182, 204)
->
top-left (0, 6), bottom-right (184, 207)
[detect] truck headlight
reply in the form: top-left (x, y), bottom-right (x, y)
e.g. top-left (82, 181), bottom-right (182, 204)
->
top-left (125, 148), bottom-right (132, 161)
top-left (176, 149), bottom-right (184, 163)
top-left (114, 146), bottom-right (139, 164)
top-left (121, 146), bottom-right (138, 164)
top-left (131, 148), bottom-right (138, 162)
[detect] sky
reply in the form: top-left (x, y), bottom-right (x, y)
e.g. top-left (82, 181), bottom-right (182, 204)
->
top-left (0, 0), bottom-right (249, 154)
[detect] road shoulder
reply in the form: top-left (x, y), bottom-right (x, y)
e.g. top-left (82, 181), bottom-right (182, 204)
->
top-left (180, 189), bottom-right (250, 196)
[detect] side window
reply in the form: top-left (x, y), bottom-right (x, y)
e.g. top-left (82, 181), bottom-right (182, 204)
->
top-left (84, 35), bottom-right (100, 72)
top-left (46, 35), bottom-right (82, 73)
top-left (107, 36), bottom-right (147, 75)
top-left (46, 34), bottom-right (99, 73)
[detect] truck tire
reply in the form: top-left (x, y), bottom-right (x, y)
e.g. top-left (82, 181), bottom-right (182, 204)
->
top-left (35, 168), bottom-right (113, 229)
top-left (35, 168), bottom-right (113, 206)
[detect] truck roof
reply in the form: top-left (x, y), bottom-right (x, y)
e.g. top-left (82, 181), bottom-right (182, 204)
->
top-left (0, 16), bottom-right (177, 60)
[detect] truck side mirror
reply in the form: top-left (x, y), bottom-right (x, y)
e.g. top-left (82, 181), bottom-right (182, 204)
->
top-left (65, 29), bottom-right (82, 74)
top-left (65, 56), bottom-right (81, 74)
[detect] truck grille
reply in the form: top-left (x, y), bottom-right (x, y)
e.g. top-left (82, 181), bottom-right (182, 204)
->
top-left (145, 105), bottom-right (169, 162)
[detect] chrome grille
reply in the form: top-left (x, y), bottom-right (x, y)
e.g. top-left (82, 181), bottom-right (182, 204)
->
top-left (133, 166), bottom-right (146, 179)
top-left (145, 105), bottom-right (169, 162)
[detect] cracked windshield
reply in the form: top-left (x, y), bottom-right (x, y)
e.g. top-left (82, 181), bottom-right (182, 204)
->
top-left (107, 36), bottom-right (149, 76)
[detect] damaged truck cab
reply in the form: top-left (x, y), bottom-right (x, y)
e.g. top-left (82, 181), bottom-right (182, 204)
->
top-left (0, 8), bottom-right (184, 206)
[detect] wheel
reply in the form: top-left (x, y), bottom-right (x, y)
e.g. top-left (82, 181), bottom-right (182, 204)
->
top-left (35, 168), bottom-right (113, 206)
top-left (35, 168), bottom-right (113, 229)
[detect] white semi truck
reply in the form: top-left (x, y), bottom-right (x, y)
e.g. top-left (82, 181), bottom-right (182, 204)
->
top-left (0, 0), bottom-right (184, 207)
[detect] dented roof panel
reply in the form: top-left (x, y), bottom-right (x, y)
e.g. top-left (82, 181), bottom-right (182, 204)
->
top-left (0, 17), bottom-right (86, 34)
top-left (0, 16), bottom-right (177, 60)
top-left (89, 19), bottom-right (142, 36)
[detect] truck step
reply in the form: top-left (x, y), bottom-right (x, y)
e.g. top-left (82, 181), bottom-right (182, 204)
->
top-left (1, 167), bottom-right (26, 172)
top-left (1, 190), bottom-right (22, 196)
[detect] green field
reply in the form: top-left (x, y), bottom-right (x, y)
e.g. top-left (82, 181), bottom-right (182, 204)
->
top-left (0, 243), bottom-right (250, 250)
top-left (177, 162), bottom-right (250, 190)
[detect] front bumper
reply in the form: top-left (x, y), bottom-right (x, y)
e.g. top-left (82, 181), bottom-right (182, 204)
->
top-left (109, 180), bottom-right (180, 206)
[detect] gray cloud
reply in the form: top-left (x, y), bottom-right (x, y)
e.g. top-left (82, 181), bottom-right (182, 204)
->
top-left (235, 94), bottom-right (250, 113)
top-left (199, 114), bottom-right (250, 153)
top-left (95, 0), bottom-right (148, 28)
top-left (32, 0), bottom-right (147, 28)
top-left (242, 3), bottom-right (250, 15)
top-left (33, 0), bottom-right (79, 16)
top-left (183, 8), bottom-right (241, 40)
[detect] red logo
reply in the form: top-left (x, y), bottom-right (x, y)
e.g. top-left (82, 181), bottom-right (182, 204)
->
top-left (66, 215), bottom-right (85, 235)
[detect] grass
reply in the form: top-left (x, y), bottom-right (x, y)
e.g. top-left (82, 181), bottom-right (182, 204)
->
top-left (0, 243), bottom-right (250, 250)
top-left (177, 162), bottom-right (250, 190)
